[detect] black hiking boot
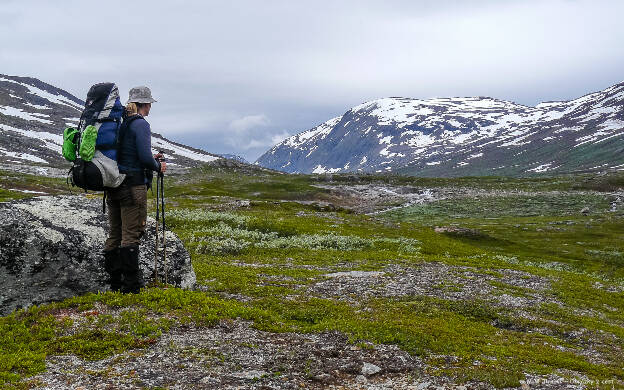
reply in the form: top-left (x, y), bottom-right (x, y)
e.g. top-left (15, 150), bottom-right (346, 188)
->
top-left (103, 248), bottom-right (123, 292)
top-left (120, 245), bottom-right (144, 294)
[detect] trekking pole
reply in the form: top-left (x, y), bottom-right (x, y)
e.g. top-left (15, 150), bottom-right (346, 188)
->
top-left (154, 169), bottom-right (160, 283)
top-left (156, 151), bottom-right (167, 285)
top-left (160, 171), bottom-right (167, 285)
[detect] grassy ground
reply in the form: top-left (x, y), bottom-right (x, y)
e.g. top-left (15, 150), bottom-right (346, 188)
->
top-left (0, 170), bottom-right (70, 202)
top-left (1, 165), bottom-right (623, 388)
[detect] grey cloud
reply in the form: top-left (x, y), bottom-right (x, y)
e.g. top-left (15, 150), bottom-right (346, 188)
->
top-left (229, 115), bottom-right (270, 133)
top-left (226, 114), bottom-right (277, 151)
top-left (1, 0), bottom-right (623, 162)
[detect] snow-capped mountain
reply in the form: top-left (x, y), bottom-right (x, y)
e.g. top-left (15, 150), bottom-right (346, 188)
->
top-left (256, 83), bottom-right (624, 176)
top-left (0, 74), bottom-right (220, 170)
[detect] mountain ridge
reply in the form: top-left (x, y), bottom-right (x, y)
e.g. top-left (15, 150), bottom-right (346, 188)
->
top-left (256, 82), bottom-right (624, 176)
top-left (0, 74), bottom-right (221, 170)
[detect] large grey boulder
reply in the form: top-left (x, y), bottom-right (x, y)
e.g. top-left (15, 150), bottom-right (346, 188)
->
top-left (0, 195), bottom-right (196, 316)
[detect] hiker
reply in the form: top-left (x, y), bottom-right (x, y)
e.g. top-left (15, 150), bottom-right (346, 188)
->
top-left (102, 86), bottom-right (167, 293)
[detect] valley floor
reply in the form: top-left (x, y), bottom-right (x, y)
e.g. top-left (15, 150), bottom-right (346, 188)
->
top-left (1, 165), bottom-right (623, 389)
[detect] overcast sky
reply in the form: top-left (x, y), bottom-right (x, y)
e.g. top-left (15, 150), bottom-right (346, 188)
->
top-left (1, 0), bottom-right (623, 161)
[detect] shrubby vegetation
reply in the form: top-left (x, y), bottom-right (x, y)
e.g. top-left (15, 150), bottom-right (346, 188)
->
top-left (188, 220), bottom-right (421, 255)
top-left (167, 205), bottom-right (422, 255)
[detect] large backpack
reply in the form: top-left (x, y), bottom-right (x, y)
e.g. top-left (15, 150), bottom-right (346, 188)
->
top-left (62, 82), bottom-right (126, 191)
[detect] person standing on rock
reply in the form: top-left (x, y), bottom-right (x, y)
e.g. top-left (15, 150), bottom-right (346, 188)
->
top-left (103, 86), bottom-right (167, 293)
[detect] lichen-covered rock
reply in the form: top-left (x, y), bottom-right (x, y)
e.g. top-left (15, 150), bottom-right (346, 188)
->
top-left (0, 195), bottom-right (196, 315)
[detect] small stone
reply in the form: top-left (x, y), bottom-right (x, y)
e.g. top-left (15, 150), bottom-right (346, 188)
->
top-left (580, 207), bottom-right (590, 214)
top-left (356, 374), bottom-right (368, 383)
top-left (361, 362), bottom-right (382, 376)
top-left (339, 362), bottom-right (361, 374)
top-left (312, 373), bottom-right (332, 383)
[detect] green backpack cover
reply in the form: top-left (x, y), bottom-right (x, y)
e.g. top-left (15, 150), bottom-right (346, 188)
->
top-left (62, 127), bottom-right (79, 162)
top-left (78, 125), bottom-right (98, 162)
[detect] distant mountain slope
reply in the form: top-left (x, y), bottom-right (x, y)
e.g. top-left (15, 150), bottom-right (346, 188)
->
top-left (256, 83), bottom-right (624, 176)
top-left (217, 153), bottom-right (249, 164)
top-left (0, 74), bottom-right (220, 169)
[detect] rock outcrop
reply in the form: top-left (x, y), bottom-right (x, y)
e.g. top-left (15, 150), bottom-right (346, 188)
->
top-left (0, 195), bottom-right (196, 315)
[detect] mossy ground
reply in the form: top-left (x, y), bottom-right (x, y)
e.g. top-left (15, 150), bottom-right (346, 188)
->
top-left (1, 166), bottom-right (623, 388)
top-left (0, 170), bottom-right (69, 202)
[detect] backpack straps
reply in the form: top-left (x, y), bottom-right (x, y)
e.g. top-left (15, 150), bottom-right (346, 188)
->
top-left (97, 114), bottom-right (141, 151)
top-left (117, 114), bottom-right (143, 150)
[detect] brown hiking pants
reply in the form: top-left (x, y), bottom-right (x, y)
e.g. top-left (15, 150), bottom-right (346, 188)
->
top-left (105, 184), bottom-right (148, 251)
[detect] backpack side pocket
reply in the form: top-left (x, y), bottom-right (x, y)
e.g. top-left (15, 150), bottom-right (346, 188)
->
top-left (79, 125), bottom-right (98, 161)
top-left (62, 127), bottom-right (79, 162)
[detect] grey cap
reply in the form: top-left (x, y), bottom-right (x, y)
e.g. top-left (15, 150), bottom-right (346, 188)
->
top-left (127, 86), bottom-right (157, 104)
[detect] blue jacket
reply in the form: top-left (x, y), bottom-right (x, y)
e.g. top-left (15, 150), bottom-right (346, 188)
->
top-left (117, 115), bottom-right (160, 185)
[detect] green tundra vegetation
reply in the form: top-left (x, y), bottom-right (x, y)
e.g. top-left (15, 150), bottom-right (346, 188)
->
top-left (0, 165), bottom-right (623, 389)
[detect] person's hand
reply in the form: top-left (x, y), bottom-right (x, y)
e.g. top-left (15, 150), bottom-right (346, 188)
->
top-left (154, 152), bottom-right (166, 173)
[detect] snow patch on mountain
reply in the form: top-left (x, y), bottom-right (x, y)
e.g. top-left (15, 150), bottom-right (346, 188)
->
top-left (0, 147), bottom-right (48, 163)
top-left (312, 164), bottom-right (341, 174)
top-left (24, 102), bottom-right (51, 110)
top-left (151, 137), bottom-right (220, 164)
top-left (0, 106), bottom-right (53, 124)
top-left (1, 124), bottom-right (64, 150)
top-left (527, 163), bottom-right (554, 173)
top-left (283, 116), bottom-right (341, 149)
